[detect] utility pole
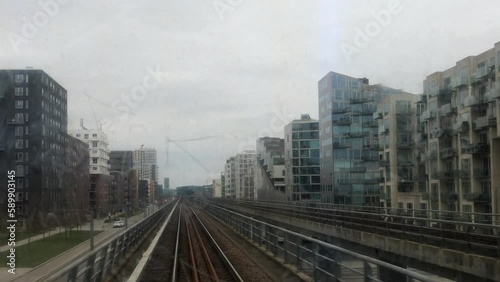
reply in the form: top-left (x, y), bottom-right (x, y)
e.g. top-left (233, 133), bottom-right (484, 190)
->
top-left (90, 209), bottom-right (94, 251)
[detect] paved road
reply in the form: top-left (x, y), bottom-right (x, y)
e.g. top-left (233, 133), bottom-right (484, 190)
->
top-left (0, 212), bottom-right (147, 282)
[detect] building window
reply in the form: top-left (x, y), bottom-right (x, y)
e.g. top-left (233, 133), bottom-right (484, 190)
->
top-left (15, 87), bottom-right (23, 96)
top-left (92, 167), bottom-right (97, 171)
top-left (17, 179), bottom-right (23, 189)
top-left (92, 141), bottom-right (98, 147)
top-left (15, 126), bottom-right (23, 136)
top-left (15, 100), bottom-right (23, 109)
top-left (25, 100), bottom-right (29, 109)
top-left (25, 126), bottom-right (28, 135)
top-left (15, 139), bottom-right (23, 149)
top-left (76, 134), bottom-right (80, 137)
top-left (92, 158), bottom-right (98, 164)
top-left (16, 165), bottom-right (24, 176)
top-left (16, 152), bottom-right (23, 162)
top-left (84, 134), bottom-right (89, 139)
top-left (25, 152), bottom-right (29, 161)
top-left (15, 74), bottom-right (24, 83)
top-left (92, 134), bottom-right (97, 137)
top-left (25, 113), bottom-right (28, 122)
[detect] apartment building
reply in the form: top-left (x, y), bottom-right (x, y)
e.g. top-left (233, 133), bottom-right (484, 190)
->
top-left (0, 70), bottom-right (69, 229)
top-left (318, 72), bottom-right (409, 205)
top-left (69, 127), bottom-right (110, 175)
top-left (109, 150), bottom-right (134, 172)
top-left (224, 157), bottom-right (235, 198)
top-left (376, 94), bottom-right (422, 210)
top-left (234, 150), bottom-right (256, 200)
top-left (419, 42), bottom-right (500, 221)
top-left (284, 114), bottom-right (321, 201)
top-left (133, 147), bottom-right (158, 182)
top-left (255, 137), bottom-right (286, 200)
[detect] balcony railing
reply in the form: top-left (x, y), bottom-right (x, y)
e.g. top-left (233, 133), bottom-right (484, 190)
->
top-left (464, 96), bottom-right (479, 107)
top-left (462, 143), bottom-right (489, 154)
top-left (350, 167), bottom-right (366, 173)
top-left (473, 116), bottom-right (495, 130)
top-left (440, 192), bottom-right (458, 202)
top-left (333, 142), bottom-right (351, 149)
top-left (397, 141), bottom-right (414, 149)
top-left (421, 110), bottom-right (436, 120)
top-left (451, 76), bottom-right (468, 88)
top-left (439, 103), bottom-right (456, 116)
top-left (361, 155), bottom-right (380, 162)
top-left (474, 169), bottom-right (490, 178)
top-left (362, 120), bottom-right (378, 127)
top-left (464, 193), bottom-right (491, 202)
top-left (439, 148), bottom-right (456, 159)
top-left (332, 107), bottom-right (350, 114)
top-left (422, 192), bottom-right (439, 201)
top-left (333, 118), bottom-right (352, 126)
top-left (379, 159), bottom-right (390, 166)
top-left (349, 97), bottom-right (374, 104)
top-left (343, 132), bottom-right (369, 138)
top-left (452, 121), bottom-right (469, 134)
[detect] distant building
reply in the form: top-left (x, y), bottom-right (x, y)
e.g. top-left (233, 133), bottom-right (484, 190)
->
top-left (66, 134), bottom-right (90, 223)
top-left (224, 157), bottom-right (235, 198)
top-left (235, 150), bottom-right (256, 200)
top-left (69, 126), bottom-right (110, 175)
top-left (284, 114), bottom-right (321, 201)
top-left (164, 177), bottom-right (170, 190)
top-left (213, 178), bottom-right (222, 197)
top-left (220, 172), bottom-right (226, 197)
top-left (255, 137), bottom-right (286, 200)
top-left (133, 147), bottom-right (158, 182)
top-left (0, 69), bottom-right (69, 230)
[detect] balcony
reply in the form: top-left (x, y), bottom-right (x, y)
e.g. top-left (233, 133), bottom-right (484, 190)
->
top-left (416, 123), bottom-right (425, 133)
top-left (380, 192), bottom-right (390, 200)
top-left (373, 110), bottom-right (382, 120)
top-left (464, 96), bottom-right (479, 107)
top-left (421, 110), bottom-right (436, 120)
top-left (454, 169), bottom-right (471, 179)
top-left (439, 103), bottom-right (456, 116)
top-left (451, 76), bottom-right (468, 88)
top-left (379, 159), bottom-right (390, 166)
top-left (351, 108), bottom-right (377, 115)
top-left (426, 151), bottom-right (437, 161)
top-left (422, 192), bottom-right (439, 201)
top-left (350, 97), bottom-right (373, 104)
top-left (439, 171), bottom-right (455, 179)
top-left (6, 117), bottom-right (24, 125)
top-left (440, 148), bottom-right (456, 159)
top-left (370, 144), bottom-right (383, 151)
top-left (474, 169), bottom-right (490, 178)
top-left (397, 141), bottom-right (414, 149)
top-left (343, 132), bottom-right (369, 138)
top-left (396, 108), bottom-right (413, 115)
top-left (462, 143), bottom-right (489, 155)
top-left (464, 192), bottom-right (491, 202)
top-left (485, 88), bottom-right (500, 102)
top-left (362, 120), bottom-right (378, 128)
top-left (417, 173), bottom-right (428, 182)
top-left (361, 155), bottom-right (379, 162)
top-left (416, 133), bottom-right (427, 143)
top-left (452, 121), bottom-right (469, 134)
top-left (473, 116), bottom-right (495, 130)
top-left (350, 167), bottom-right (366, 173)
top-left (471, 67), bottom-right (493, 84)
top-left (332, 118), bottom-right (352, 126)
top-left (397, 159), bottom-right (413, 166)
top-left (416, 95), bottom-right (427, 104)
top-left (438, 87), bottom-right (452, 97)
top-left (333, 142), bottom-right (351, 149)
top-left (332, 107), bottom-right (350, 114)
top-left (398, 175), bottom-right (414, 183)
top-left (432, 128), bottom-right (451, 138)
top-left (440, 192), bottom-right (458, 202)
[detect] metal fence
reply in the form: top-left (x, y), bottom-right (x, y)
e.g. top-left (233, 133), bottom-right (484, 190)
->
top-left (45, 200), bottom-right (177, 282)
top-left (204, 202), bottom-right (434, 282)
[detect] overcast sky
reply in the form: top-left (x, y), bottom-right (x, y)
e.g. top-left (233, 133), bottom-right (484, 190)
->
top-left (1, 0), bottom-right (500, 188)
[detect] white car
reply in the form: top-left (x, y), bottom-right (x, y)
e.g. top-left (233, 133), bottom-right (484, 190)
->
top-left (113, 220), bottom-right (124, 228)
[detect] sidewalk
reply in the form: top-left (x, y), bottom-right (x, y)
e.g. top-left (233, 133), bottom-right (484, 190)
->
top-left (0, 212), bottom-right (146, 282)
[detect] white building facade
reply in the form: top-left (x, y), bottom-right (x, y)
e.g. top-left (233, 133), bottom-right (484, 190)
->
top-left (68, 128), bottom-right (110, 175)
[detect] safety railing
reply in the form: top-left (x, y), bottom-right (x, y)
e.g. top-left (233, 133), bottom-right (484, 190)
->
top-left (45, 200), bottom-right (178, 282)
top-left (205, 202), bottom-right (434, 282)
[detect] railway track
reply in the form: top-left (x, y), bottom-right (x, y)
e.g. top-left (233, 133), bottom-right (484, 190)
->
top-left (140, 198), bottom-right (243, 282)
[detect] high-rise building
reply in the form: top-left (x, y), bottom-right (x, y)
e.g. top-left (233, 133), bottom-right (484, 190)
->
top-left (376, 94), bottom-right (421, 210)
top-left (318, 72), bottom-right (409, 205)
top-left (224, 157), bottom-right (235, 198)
top-left (221, 172), bottom-right (226, 198)
top-left (418, 42), bottom-right (500, 221)
top-left (109, 150), bottom-right (134, 172)
top-left (255, 137), bottom-right (286, 200)
top-left (164, 177), bottom-right (170, 190)
top-left (68, 126), bottom-right (110, 175)
top-left (213, 178), bottom-right (222, 197)
top-left (0, 69), bottom-right (68, 229)
top-left (66, 134), bottom-right (90, 224)
top-left (133, 147), bottom-right (158, 183)
top-left (235, 150), bottom-right (256, 200)
top-left (284, 114), bottom-right (321, 201)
